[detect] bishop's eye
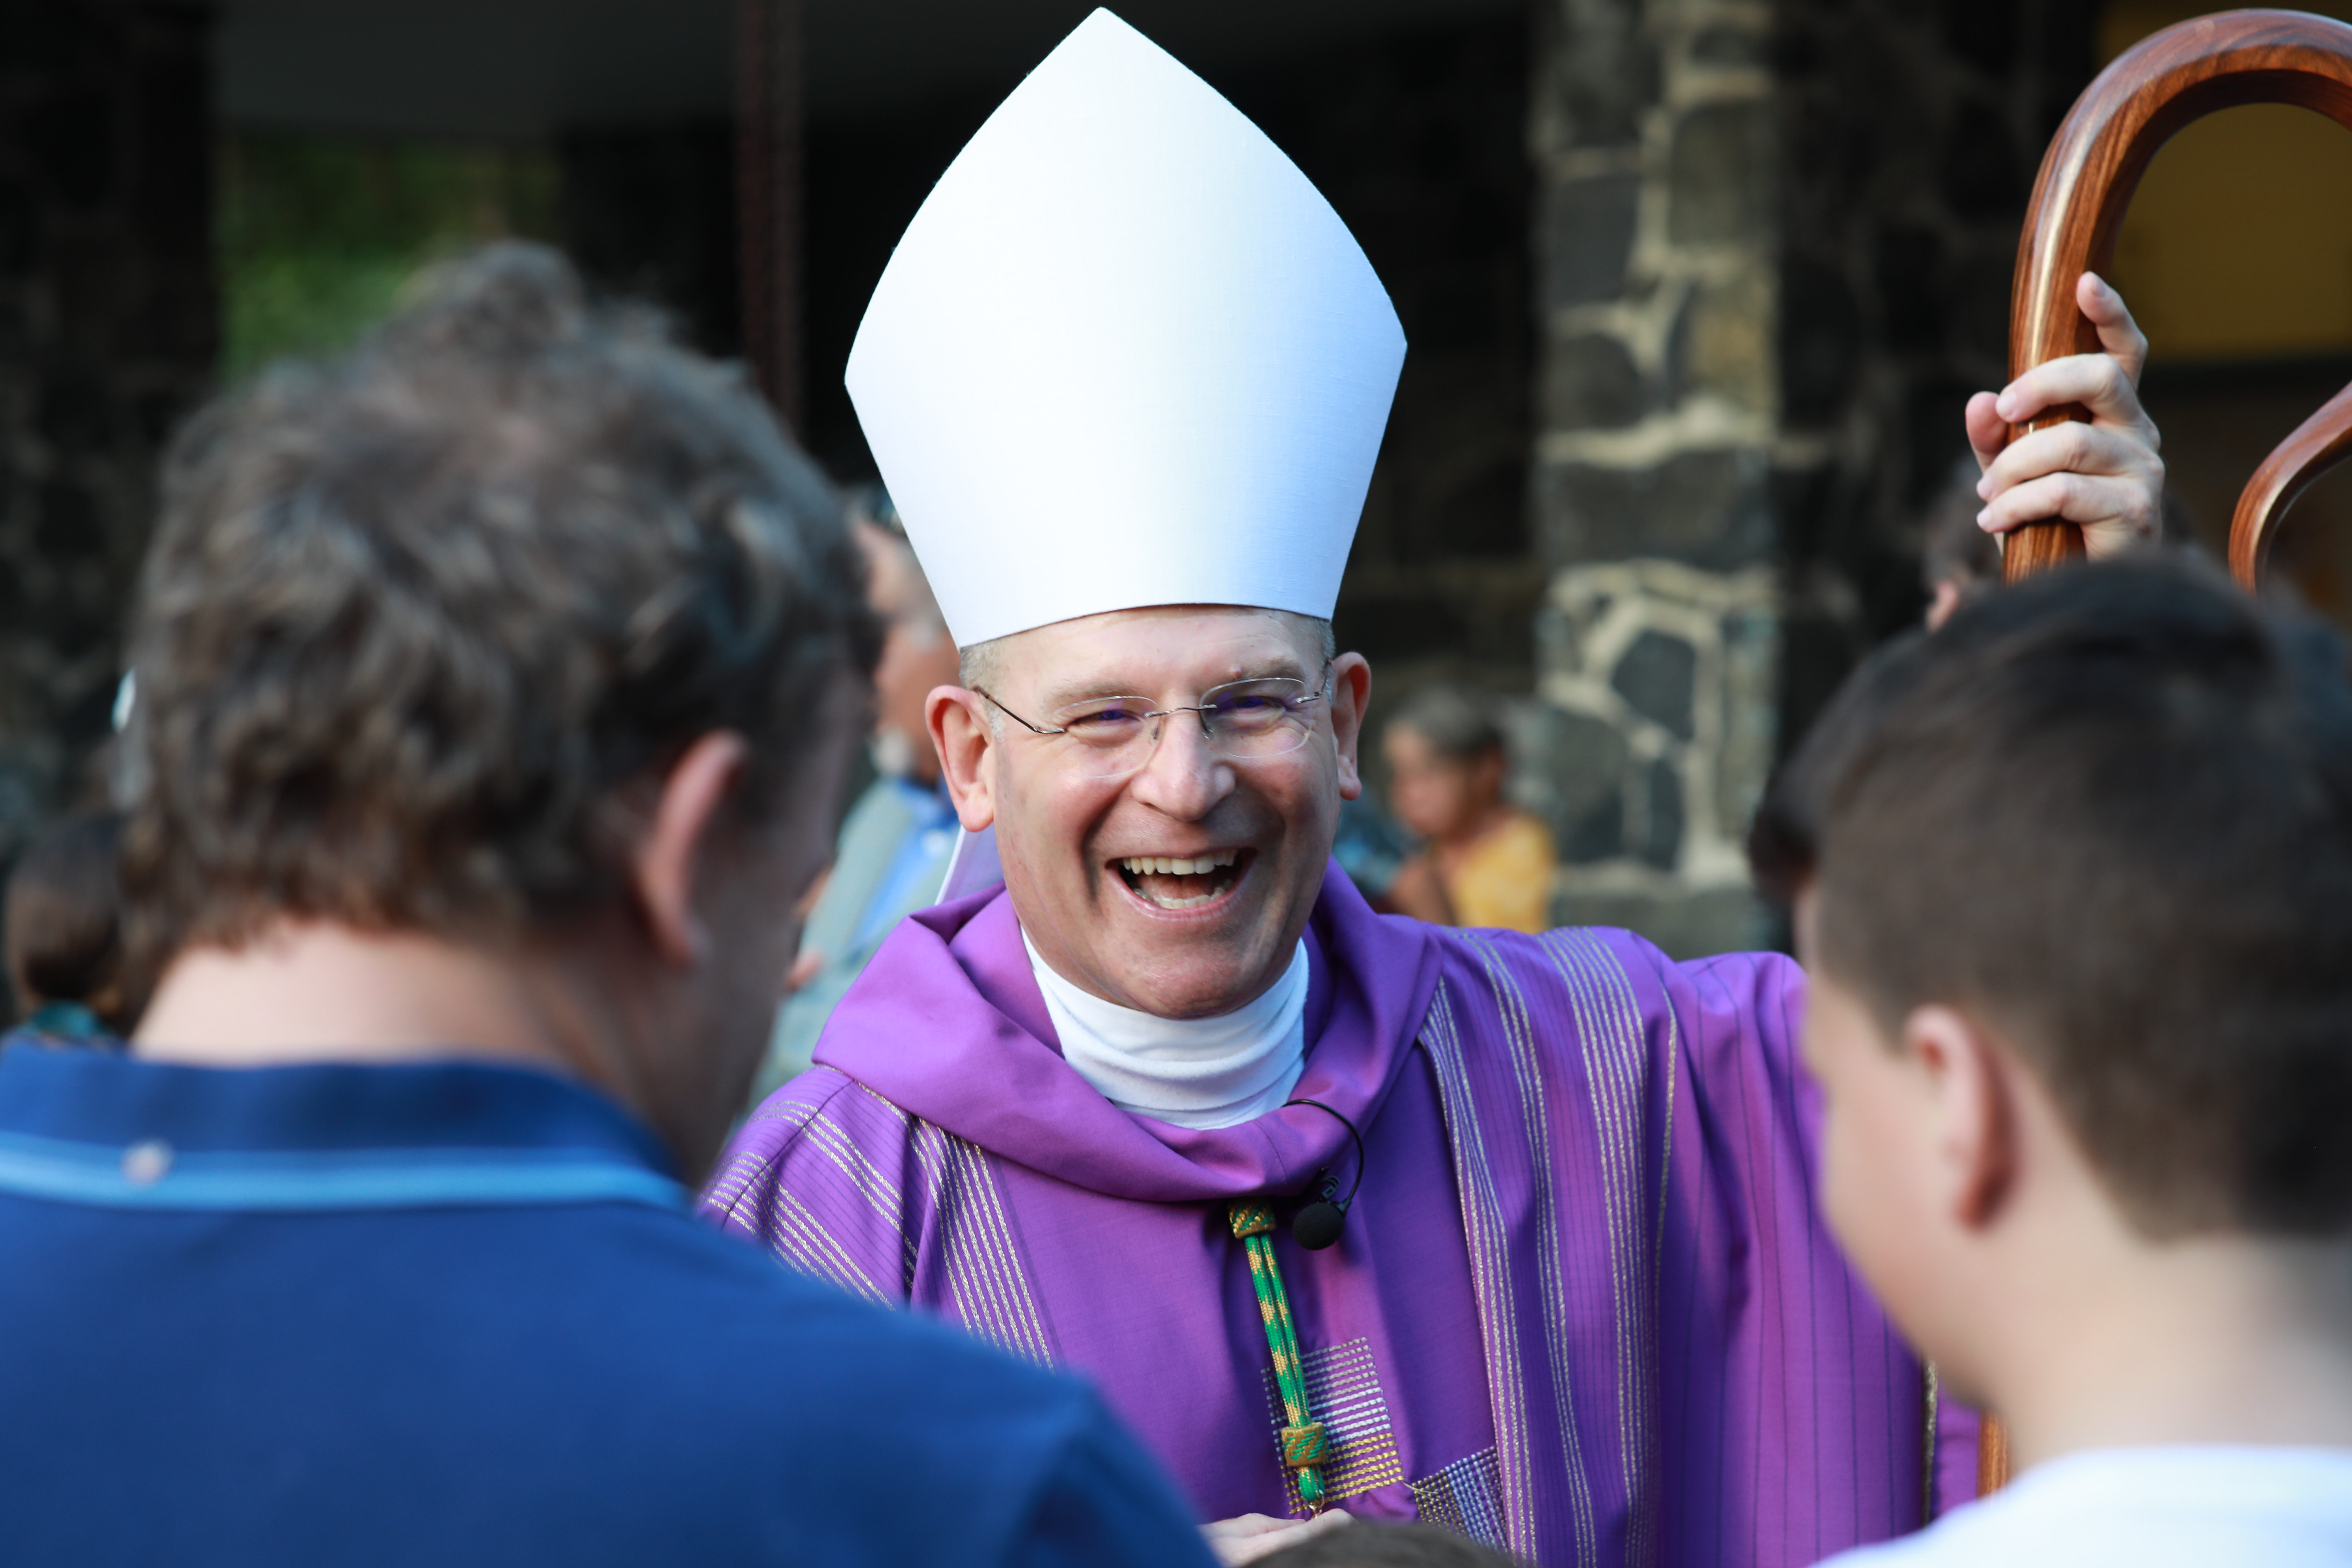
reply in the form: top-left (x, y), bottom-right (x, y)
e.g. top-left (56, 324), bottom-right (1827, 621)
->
top-left (1058, 699), bottom-right (1152, 737)
top-left (1207, 683), bottom-right (1304, 732)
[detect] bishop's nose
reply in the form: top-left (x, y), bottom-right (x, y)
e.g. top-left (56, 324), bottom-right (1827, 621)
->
top-left (1127, 708), bottom-right (1234, 819)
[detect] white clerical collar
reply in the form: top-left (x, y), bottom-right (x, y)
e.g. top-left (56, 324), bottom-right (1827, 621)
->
top-left (1022, 929), bottom-right (1308, 1130)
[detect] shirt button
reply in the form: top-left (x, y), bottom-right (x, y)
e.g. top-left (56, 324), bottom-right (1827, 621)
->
top-left (121, 1140), bottom-right (173, 1184)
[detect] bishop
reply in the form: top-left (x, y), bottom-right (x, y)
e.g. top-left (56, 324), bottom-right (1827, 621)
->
top-left (705, 13), bottom-right (2167, 1560)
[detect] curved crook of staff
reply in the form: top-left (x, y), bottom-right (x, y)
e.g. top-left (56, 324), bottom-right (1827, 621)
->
top-left (2005, 8), bottom-right (2352, 588)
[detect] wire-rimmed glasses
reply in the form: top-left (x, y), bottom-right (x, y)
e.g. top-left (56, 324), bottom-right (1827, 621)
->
top-left (975, 671), bottom-right (1334, 781)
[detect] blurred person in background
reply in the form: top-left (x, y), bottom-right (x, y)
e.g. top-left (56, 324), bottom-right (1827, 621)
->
top-left (1921, 458), bottom-right (2004, 632)
top-left (1, 812), bottom-right (131, 1053)
top-left (0, 244), bottom-right (1212, 1568)
top-left (754, 485), bottom-right (962, 1098)
top-left (1379, 686), bottom-right (1555, 933)
top-left (1922, 445), bottom-right (2192, 634)
top-left (1327, 793), bottom-right (1413, 912)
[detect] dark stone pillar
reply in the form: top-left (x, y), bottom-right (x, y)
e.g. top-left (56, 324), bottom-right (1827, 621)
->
top-left (1528, 0), bottom-right (1781, 957)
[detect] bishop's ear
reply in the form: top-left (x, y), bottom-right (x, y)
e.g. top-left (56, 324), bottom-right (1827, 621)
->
top-left (1903, 1003), bottom-right (2021, 1231)
top-left (928, 685), bottom-right (999, 832)
top-left (1329, 653), bottom-right (1373, 802)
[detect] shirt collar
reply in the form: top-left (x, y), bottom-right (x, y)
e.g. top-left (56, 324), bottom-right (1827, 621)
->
top-left (1023, 930), bottom-right (1309, 1129)
top-left (0, 1049), bottom-right (674, 1178)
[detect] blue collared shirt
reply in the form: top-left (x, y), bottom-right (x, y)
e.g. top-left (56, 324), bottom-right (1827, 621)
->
top-left (0, 1049), bottom-right (1211, 1568)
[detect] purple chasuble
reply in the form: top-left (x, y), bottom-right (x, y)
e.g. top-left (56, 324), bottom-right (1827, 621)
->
top-left (705, 865), bottom-right (1972, 1566)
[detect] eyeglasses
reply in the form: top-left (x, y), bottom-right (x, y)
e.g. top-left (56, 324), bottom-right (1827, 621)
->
top-left (974, 671), bottom-right (1333, 780)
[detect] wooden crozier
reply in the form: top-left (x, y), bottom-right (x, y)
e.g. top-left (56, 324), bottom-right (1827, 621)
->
top-left (2003, 7), bottom-right (2352, 589)
top-left (1979, 7), bottom-right (2352, 1497)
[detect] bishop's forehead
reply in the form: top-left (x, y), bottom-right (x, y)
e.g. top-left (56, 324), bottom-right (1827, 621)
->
top-left (845, 9), bottom-right (1405, 652)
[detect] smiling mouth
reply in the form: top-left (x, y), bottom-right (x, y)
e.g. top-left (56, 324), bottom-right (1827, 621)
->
top-left (1115, 848), bottom-right (1250, 910)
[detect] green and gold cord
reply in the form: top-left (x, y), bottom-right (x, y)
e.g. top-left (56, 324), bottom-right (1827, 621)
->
top-left (1230, 1200), bottom-right (1331, 1511)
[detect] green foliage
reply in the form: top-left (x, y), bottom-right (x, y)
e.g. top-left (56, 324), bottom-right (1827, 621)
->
top-left (216, 132), bottom-right (559, 383)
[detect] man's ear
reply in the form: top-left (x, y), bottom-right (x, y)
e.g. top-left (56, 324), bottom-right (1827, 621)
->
top-left (928, 685), bottom-right (998, 831)
top-left (1904, 1003), bottom-right (2021, 1231)
top-left (1329, 653), bottom-right (1372, 802)
top-left (632, 731), bottom-right (750, 968)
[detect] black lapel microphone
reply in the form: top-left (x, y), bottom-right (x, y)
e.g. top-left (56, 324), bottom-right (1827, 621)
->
top-left (1282, 1098), bottom-right (1365, 1250)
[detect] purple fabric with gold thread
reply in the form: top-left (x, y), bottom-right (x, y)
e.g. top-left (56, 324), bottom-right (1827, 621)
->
top-left (704, 863), bottom-right (1970, 1566)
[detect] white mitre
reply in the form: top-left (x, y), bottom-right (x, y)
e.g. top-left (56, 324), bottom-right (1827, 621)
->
top-left (844, 7), bottom-right (1406, 652)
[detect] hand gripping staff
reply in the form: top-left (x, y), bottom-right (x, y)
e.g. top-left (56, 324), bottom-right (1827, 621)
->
top-left (2003, 8), bottom-right (2352, 587)
top-left (1977, 8), bottom-right (2352, 1493)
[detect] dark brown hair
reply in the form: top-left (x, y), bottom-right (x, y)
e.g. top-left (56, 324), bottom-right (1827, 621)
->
top-left (121, 244), bottom-right (879, 976)
top-left (1256, 1522), bottom-right (1521, 1568)
top-left (6, 812), bottom-right (126, 1026)
top-left (1751, 555), bottom-right (2352, 1238)
top-left (1919, 460), bottom-right (2001, 597)
top-left (1388, 684), bottom-right (1507, 763)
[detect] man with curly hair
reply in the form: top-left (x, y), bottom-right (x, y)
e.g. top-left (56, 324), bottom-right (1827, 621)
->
top-left (0, 245), bottom-right (1211, 1568)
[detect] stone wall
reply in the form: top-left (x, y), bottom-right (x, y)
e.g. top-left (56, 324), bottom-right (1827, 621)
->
top-left (1524, 0), bottom-right (2097, 957)
top-left (1526, 0), bottom-right (1784, 956)
top-left (0, 0), bottom-right (216, 868)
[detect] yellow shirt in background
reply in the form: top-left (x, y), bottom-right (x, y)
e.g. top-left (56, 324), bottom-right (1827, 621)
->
top-left (1442, 811), bottom-right (1558, 933)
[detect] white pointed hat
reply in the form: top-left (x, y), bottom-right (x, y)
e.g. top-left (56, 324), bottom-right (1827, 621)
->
top-left (845, 9), bottom-right (1406, 650)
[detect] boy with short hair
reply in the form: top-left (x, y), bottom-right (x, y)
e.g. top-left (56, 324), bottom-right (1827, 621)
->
top-left (1750, 556), bottom-right (2352, 1565)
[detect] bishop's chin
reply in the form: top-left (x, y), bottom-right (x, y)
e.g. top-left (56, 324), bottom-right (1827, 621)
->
top-left (1114, 848), bottom-right (1252, 911)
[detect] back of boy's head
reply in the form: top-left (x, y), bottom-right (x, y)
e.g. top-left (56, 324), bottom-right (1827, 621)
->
top-left (1751, 555), bottom-right (2352, 1239)
top-left (120, 243), bottom-right (880, 982)
top-left (5, 812), bottom-right (125, 1023)
top-left (1254, 1521), bottom-right (1521, 1568)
